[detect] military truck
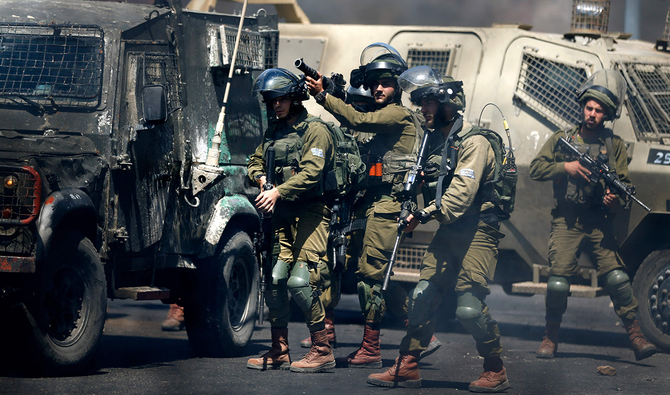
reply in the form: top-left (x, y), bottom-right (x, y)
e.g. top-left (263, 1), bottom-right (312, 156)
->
top-left (0, 0), bottom-right (278, 374)
top-left (275, 10), bottom-right (670, 351)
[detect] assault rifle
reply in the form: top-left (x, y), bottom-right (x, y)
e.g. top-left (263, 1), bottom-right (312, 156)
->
top-left (557, 137), bottom-right (651, 212)
top-left (256, 146), bottom-right (276, 325)
top-left (294, 58), bottom-right (347, 101)
top-left (329, 195), bottom-right (366, 300)
top-left (382, 130), bottom-right (432, 291)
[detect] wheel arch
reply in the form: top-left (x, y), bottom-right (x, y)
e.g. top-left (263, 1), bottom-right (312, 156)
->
top-left (36, 188), bottom-right (98, 263)
top-left (198, 194), bottom-right (260, 260)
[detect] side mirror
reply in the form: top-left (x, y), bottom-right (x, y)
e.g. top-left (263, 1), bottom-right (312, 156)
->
top-left (142, 85), bottom-right (168, 124)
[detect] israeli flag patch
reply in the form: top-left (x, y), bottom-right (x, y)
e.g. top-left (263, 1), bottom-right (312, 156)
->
top-left (311, 148), bottom-right (324, 158)
top-left (459, 168), bottom-right (475, 180)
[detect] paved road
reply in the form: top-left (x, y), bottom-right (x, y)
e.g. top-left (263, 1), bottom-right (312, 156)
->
top-left (1, 285), bottom-right (668, 394)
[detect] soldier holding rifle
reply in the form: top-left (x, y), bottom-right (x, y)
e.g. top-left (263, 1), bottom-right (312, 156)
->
top-left (306, 43), bottom-right (434, 368)
top-left (246, 68), bottom-right (336, 373)
top-left (530, 69), bottom-right (657, 362)
top-left (368, 67), bottom-right (510, 392)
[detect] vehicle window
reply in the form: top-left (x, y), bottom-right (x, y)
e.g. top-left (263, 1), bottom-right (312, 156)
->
top-left (406, 48), bottom-right (452, 78)
top-left (515, 51), bottom-right (588, 130)
top-left (619, 62), bottom-right (670, 143)
top-left (0, 23), bottom-right (103, 109)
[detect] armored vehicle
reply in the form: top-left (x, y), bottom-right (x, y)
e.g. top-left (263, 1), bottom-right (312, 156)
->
top-left (0, 0), bottom-right (277, 374)
top-left (275, 10), bottom-right (670, 351)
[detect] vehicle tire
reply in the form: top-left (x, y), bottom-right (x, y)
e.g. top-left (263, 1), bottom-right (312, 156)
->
top-left (633, 249), bottom-right (670, 352)
top-left (185, 230), bottom-right (258, 357)
top-left (27, 231), bottom-right (107, 375)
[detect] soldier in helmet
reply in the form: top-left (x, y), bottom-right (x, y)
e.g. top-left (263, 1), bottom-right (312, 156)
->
top-left (306, 43), bottom-right (436, 368)
top-left (299, 84), bottom-right (375, 350)
top-left (246, 68), bottom-right (336, 373)
top-left (530, 69), bottom-right (657, 361)
top-left (367, 66), bottom-right (510, 391)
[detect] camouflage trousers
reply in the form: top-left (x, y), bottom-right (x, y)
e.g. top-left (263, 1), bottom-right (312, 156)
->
top-left (547, 215), bottom-right (638, 321)
top-left (266, 200), bottom-right (329, 331)
top-left (401, 215), bottom-right (505, 358)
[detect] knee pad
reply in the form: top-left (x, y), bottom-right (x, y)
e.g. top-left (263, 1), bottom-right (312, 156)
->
top-left (408, 280), bottom-right (439, 326)
top-left (287, 262), bottom-right (314, 312)
top-left (604, 269), bottom-right (634, 309)
top-left (455, 292), bottom-right (488, 340)
top-left (271, 260), bottom-right (290, 286)
top-left (546, 276), bottom-right (570, 311)
top-left (265, 284), bottom-right (287, 310)
top-left (357, 281), bottom-right (382, 315)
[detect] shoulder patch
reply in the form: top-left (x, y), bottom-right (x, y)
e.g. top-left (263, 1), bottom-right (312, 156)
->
top-left (459, 168), bottom-right (475, 180)
top-left (310, 147), bottom-right (324, 158)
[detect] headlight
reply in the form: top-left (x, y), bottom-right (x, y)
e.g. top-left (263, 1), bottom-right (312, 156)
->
top-left (3, 175), bottom-right (18, 189)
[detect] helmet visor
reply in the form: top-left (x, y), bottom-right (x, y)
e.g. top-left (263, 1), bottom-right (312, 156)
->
top-left (252, 68), bottom-right (300, 99)
top-left (398, 66), bottom-right (442, 94)
top-left (360, 42), bottom-right (407, 69)
top-left (577, 69), bottom-right (627, 118)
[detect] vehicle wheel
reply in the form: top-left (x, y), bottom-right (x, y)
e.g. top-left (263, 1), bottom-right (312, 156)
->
top-left (185, 230), bottom-right (258, 357)
top-left (633, 249), bottom-right (670, 352)
top-left (27, 231), bottom-right (107, 375)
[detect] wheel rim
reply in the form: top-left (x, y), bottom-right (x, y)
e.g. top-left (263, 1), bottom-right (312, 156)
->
top-left (648, 263), bottom-right (670, 335)
top-left (227, 257), bottom-right (251, 331)
top-left (42, 265), bottom-right (88, 345)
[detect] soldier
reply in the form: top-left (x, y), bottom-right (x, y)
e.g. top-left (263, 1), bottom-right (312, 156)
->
top-left (246, 68), bottom-right (336, 373)
top-left (299, 85), bottom-right (375, 350)
top-left (306, 43), bottom-right (438, 368)
top-left (367, 66), bottom-right (510, 391)
top-left (529, 69), bottom-right (657, 361)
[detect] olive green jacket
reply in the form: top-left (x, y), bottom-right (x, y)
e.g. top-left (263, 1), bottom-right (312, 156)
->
top-left (322, 94), bottom-right (417, 195)
top-left (247, 109), bottom-right (334, 200)
top-left (529, 124), bottom-right (630, 207)
top-left (422, 121), bottom-right (496, 225)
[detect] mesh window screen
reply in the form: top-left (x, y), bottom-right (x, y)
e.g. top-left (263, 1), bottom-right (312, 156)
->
top-left (619, 62), bottom-right (670, 140)
top-left (142, 53), bottom-right (183, 114)
top-left (0, 23), bottom-right (103, 108)
top-left (515, 52), bottom-right (588, 129)
top-left (406, 48), bottom-right (452, 77)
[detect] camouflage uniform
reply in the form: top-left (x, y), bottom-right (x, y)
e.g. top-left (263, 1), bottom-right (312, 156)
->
top-left (322, 94), bottom-right (417, 324)
top-left (529, 125), bottom-right (636, 322)
top-left (247, 109), bottom-right (334, 331)
top-left (400, 120), bottom-right (505, 358)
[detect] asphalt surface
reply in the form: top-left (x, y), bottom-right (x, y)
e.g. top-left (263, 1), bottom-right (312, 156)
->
top-left (1, 285), bottom-right (668, 395)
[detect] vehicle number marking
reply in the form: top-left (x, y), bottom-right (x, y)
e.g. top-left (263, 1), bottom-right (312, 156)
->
top-left (648, 149), bottom-right (670, 165)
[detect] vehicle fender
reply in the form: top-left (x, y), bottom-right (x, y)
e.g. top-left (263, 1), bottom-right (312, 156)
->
top-left (198, 195), bottom-right (260, 259)
top-left (36, 188), bottom-right (97, 262)
top-left (619, 212), bottom-right (670, 278)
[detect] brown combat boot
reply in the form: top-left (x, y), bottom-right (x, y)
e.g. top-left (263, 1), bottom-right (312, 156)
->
top-left (469, 356), bottom-right (509, 393)
top-left (336, 322), bottom-right (381, 368)
top-left (623, 318), bottom-right (657, 361)
top-left (290, 328), bottom-right (335, 373)
top-left (300, 310), bottom-right (336, 348)
top-left (536, 321), bottom-right (560, 359)
top-left (367, 353), bottom-right (421, 388)
top-left (161, 304), bottom-right (185, 331)
top-left (247, 327), bottom-right (291, 370)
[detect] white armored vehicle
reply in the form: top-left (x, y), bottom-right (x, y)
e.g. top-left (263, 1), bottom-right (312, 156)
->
top-left (275, 2), bottom-right (670, 351)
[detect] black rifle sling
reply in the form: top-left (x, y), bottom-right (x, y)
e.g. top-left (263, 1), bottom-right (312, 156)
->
top-left (435, 115), bottom-right (463, 210)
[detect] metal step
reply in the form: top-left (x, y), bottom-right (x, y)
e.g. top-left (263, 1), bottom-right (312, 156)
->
top-left (114, 286), bottom-right (170, 300)
top-left (511, 281), bottom-right (608, 298)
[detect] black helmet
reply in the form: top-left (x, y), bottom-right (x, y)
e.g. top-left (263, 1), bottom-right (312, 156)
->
top-left (350, 43), bottom-right (407, 89)
top-left (345, 84), bottom-right (376, 112)
top-left (398, 66), bottom-right (465, 111)
top-left (252, 68), bottom-right (309, 102)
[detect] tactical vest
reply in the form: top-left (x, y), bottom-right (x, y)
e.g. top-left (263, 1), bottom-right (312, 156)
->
top-left (262, 116), bottom-right (365, 200)
top-left (363, 109), bottom-right (425, 192)
top-left (558, 128), bottom-right (617, 207)
top-left (435, 116), bottom-right (517, 219)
